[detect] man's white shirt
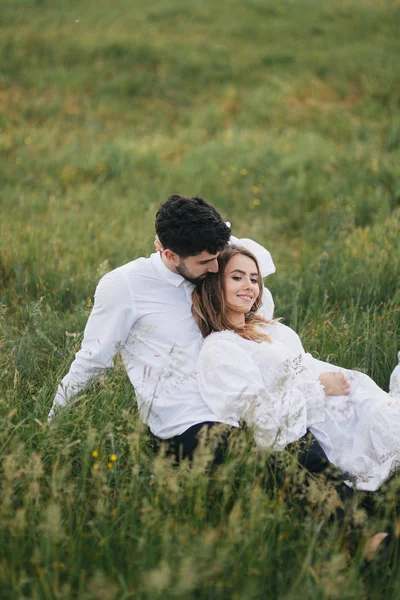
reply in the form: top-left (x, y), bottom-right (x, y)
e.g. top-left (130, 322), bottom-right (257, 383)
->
top-left (49, 239), bottom-right (275, 438)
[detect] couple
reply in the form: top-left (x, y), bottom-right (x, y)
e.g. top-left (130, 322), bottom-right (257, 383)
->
top-left (49, 194), bottom-right (400, 493)
top-left (49, 194), bottom-right (276, 447)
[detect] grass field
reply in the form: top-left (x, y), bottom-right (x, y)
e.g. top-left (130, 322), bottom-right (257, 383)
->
top-left (1, 0), bottom-right (400, 597)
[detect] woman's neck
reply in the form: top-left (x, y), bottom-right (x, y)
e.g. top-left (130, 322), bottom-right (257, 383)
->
top-left (227, 311), bottom-right (245, 328)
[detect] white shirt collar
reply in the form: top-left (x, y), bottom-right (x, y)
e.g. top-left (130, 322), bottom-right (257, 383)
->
top-left (150, 252), bottom-right (187, 288)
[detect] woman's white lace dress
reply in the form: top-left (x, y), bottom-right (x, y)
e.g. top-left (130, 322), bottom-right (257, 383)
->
top-left (196, 323), bottom-right (400, 491)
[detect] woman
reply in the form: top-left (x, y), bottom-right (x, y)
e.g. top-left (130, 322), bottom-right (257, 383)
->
top-left (192, 245), bottom-right (400, 493)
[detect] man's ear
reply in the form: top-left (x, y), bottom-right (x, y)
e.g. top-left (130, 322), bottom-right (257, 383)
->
top-left (154, 235), bottom-right (164, 252)
top-left (163, 249), bottom-right (178, 263)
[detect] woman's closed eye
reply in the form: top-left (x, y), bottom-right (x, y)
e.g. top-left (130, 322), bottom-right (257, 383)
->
top-left (232, 275), bottom-right (258, 284)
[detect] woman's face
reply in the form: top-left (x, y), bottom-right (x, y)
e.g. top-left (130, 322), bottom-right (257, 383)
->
top-left (224, 254), bottom-right (260, 315)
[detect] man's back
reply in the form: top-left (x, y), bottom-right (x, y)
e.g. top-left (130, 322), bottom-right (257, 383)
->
top-left (51, 252), bottom-right (235, 437)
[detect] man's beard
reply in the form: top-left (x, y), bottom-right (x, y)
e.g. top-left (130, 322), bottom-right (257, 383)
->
top-left (175, 260), bottom-right (206, 285)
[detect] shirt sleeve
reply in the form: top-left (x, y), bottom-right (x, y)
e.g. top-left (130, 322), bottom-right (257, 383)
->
top-left (197, 334), bottom-right (310, 450)
top-left (258, 286), bottom-right (274, 321)
top-left (48, 270), bottom-right (137, 420)
top-left (229, 235), bottom-right (275, 319)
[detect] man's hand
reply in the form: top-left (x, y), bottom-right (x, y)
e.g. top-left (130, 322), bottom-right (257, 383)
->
top-left (319, 372), bottom-right (350, 396)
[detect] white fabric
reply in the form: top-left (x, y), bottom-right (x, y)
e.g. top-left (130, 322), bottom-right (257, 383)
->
top-left (49, 237), bottom-right (275, 438)
top-left (197, 323), bottom-right (400, 491)
top-left (197, 327), bottom-right (326, 451)
top-left (389, 352), bottom-right (400, 396)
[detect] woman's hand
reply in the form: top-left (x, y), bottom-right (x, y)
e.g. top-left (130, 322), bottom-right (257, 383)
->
top-left (319, 372), bottom-right (350, 396)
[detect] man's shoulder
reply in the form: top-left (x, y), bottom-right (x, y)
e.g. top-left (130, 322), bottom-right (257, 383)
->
top-left (104, 256), bottom-right (154, 279)
top-left (97, 255), bottom-right (154, 291)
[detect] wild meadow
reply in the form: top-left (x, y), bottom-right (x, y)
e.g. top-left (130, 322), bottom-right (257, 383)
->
top-left (1, 0), bottom-right (400, 597)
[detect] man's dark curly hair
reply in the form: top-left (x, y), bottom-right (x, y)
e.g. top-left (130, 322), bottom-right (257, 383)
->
top-left (155, 194), bottom-right (231, 258)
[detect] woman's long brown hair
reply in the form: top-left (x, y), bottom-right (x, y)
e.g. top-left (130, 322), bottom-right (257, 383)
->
top-left (192, 245), bottom-right (272, 342)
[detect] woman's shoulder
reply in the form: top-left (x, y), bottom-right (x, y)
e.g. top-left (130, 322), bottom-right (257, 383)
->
top-left (201, 331), bottom-right (261, 365)
top-left (202, 330), bottom-right (244, 347)
top-left (202, 325), bottom-right (297, 347)
top-left (198, 330), bottom-right (260, 375)
top-left (264, 320), bottom-right (294, 335)
top-left (263, 320), bottom-right (304, 350)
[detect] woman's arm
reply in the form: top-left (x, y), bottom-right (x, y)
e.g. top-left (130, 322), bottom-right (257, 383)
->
top-left (197, 333), bottom-right (312, 450)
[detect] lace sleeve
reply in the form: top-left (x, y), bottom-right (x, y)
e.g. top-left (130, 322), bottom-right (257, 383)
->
top-left (196, 334), bottom-right (264, 426)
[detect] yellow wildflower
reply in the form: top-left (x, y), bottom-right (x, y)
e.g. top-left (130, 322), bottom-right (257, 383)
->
top-left (240, 168), bottom-right (248, 175)
top-left (107, 462), bottom-right (113, 469)
top-left (252, 198), bottom-right (261, 206)
top-left (110, 454), bottom-right (117, 462)
top-left (92, 450), bottom-right (99, 458)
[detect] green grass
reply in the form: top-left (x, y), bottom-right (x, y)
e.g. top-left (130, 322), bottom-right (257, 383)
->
top-left (1, 0), bottom-right (400, 597)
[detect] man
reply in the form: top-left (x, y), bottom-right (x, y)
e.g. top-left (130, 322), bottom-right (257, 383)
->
top-left (48, 194), bottom-right (275, 457)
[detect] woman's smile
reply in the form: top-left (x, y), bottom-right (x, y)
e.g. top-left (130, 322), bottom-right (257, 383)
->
top-left (236, 293), bottom-right (254, 302)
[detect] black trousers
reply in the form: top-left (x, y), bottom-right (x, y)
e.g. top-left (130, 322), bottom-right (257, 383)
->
top-left (152, 421), bottom-right (344, 478)
top-left (153, 422), bottom-right (357, 524)
top-left (153, 421), bottom-right (230, 465)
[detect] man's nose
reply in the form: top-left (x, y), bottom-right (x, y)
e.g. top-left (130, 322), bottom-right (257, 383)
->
top-left (208, 259), bottom-right (219, 273)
